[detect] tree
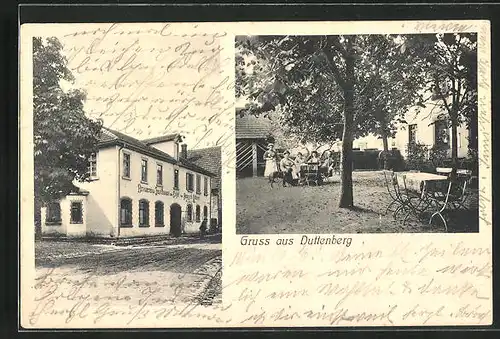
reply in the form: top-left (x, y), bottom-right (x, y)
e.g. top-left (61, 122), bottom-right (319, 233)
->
top-left (236, 35), bottom-right (426, 208)
top-left (33, 37), bottom-right (102, 237)
top-left (356, 35), bottom-right (428, 153)
top-left (407, 33), bottom-right (477, 177)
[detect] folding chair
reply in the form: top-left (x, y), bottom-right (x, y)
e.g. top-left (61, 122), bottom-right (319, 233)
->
top-left (449, 173), bottom-right (472, 210)
top-left (400, 174), bottom-right (429, 225)
top-left (383, 171), bottom-right (400, 216)
top-left (390, 172), bottom-right (414, 220)
top-left (427, 179), bottom-right (465, 232)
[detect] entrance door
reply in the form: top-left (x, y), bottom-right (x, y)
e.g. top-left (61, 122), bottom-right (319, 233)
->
top-left (170, 203), bottom-right (182, 237)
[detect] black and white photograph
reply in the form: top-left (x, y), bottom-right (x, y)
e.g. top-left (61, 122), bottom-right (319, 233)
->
top-left (25, 25), bottom-right (228, 327)
top-left (235, 34), bottom-right (479, 235)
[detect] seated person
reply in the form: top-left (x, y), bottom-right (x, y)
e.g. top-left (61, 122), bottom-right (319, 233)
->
top-left (320, 150), bottom-right (331, 171)
top-left (279, 150), bottom-right (295, 187)
top-left (294, 152), bottom-right (306, 179)
top-left (307, 151), bottom-right (320, 164)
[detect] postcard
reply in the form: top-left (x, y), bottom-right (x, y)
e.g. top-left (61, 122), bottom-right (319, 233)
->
top-left (19, 20), bottom-right (491, 328)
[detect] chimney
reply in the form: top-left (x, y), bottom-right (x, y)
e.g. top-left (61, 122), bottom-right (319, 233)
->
top-left (181, 144), bottom-right (187, 159)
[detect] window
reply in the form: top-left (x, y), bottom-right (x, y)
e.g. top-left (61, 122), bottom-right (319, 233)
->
top-left (196, 175), bottom-right (201, 194)
top-left (120, 198), bottom-right (132, 226)
top-left (434, 119), bottom-right (449, 148)
top-left (203, 206), bottom-right (208, 220)
top-left (203, 177), bottom-right (208, 196)
top-left (70, 201), bottom-right (83, 224)
top-left (186, 173), bottom-right (194, 192)
top-left (139, 199), bottom-right (150, 227)
top-left (46, 202), bottom-right (61, 224)
top-left (123, 153), bottom-right (131, 178)
top-left (141, 159), bottom-right (148, 183)
top-left (155, 201), bottom-right (164, 226)
top-left (186, 204), bottom-right (193, 222)
top-left (195, 205), bottom-right (201, 222)
top-left (174, 169), bottom-right (179, 190)
top-left (89, 153), bottom-right (97, 178)
top-left (408, 124), bottom-right (417, 144)
top-left (156, 163), bottom-right (163, 186)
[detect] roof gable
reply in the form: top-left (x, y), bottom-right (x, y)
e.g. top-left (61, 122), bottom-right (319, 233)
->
top-left (142, 134), bottom-right (182, 145)
top-left (235, 114), bottom-right (274, 140)
top-left (98, 127), bottom-right (216, 177)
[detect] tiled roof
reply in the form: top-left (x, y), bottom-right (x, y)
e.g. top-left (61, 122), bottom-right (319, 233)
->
top-left (235, 114), bottom-right (274, 140)
top-left (98, 127), bottom-right (216, 177)
top-left (141, 134), bottom-right (182, 145)
top-left (187, 146), bottom-right (222, 190)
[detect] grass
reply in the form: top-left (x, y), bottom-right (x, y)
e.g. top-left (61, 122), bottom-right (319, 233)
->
top-left (236, 170), bottom-right (479, 234)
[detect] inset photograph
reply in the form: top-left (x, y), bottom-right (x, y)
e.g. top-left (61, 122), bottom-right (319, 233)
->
top-left (235, 34), bottom-right (479, 234)
top-left (32, 35), bottom-right (223, 307)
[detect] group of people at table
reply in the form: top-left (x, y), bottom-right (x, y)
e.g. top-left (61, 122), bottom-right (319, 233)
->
top-left (263, 143), bottom-right (335, 186)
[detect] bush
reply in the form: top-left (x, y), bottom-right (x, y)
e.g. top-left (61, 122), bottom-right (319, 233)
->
top-left (429, 145), bottom-right (449, 168)
top-left (388, 149), bottom-right (405, 171)
top-left (406, 143), bottom-right (433, 171)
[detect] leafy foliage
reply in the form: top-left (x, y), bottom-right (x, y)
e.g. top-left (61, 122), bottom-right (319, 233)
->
top-left (406, 33), bottom-right (478, 171)
top-left (33, 37), bottom-right (102, 204)
top-left (405, 143), bottom-right (431, 171)
top-left (236, 34), bottom-right (430, 207)
top-left (429, 145), bottom-right (450, 168)
top-left (236, 35), bottom-right (428, 142)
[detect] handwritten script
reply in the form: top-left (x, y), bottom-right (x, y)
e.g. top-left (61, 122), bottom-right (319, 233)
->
top-left (225, 240), bottom-right (492, 326)
top-left (27, 240), bottom-right (491, 327)
top-left (61, 23), bottom-right (235, 169)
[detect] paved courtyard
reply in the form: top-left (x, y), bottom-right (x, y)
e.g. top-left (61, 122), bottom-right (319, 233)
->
top-left (236, 171), bottom-right (479, 234)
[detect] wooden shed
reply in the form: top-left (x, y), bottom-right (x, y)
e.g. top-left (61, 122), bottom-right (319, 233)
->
top-left (235, 112), bottom-right (274, 177)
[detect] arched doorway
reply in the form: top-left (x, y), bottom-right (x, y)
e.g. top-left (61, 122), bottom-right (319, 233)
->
top-left (170, 203), bottom-right (182, 237)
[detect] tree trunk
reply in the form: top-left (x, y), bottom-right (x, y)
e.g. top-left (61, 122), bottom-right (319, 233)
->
top-left (468, 113), bottom-right (478, 155)
top-left (339, 116), bottom-right (354, 208)
top-left (450, 114), bottom-right (458, 179)
top-left (34, 198), bottom-right (42, 240)
top-left (382, 133), bottom-right (389, 152)
top-left (339, 36), bottom-right (356, 208)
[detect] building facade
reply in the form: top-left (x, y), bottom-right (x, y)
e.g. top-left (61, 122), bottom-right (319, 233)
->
top-left (187, 146), bottom-right (222, 230)
top-left (352, 99), bottom-right (472, 158)
top-left (41, 128), bottom-right (217, 238)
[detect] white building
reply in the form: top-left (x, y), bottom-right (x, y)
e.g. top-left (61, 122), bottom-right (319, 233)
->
top-left (41, 127), bottom-right (218, 238)
top-left (353, 98), bottom-right (472, 158)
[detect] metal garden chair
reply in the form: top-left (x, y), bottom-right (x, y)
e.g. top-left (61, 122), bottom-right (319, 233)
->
top-left (427, 179), bottom-right (467, 232)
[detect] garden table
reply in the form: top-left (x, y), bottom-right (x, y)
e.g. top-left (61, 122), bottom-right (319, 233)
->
top-left (396, 172), bottom-right (449, 224)
top-left (398, 172), bottom-right (448, 199)
top-left (436, 167), bottom-right (471, 175)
